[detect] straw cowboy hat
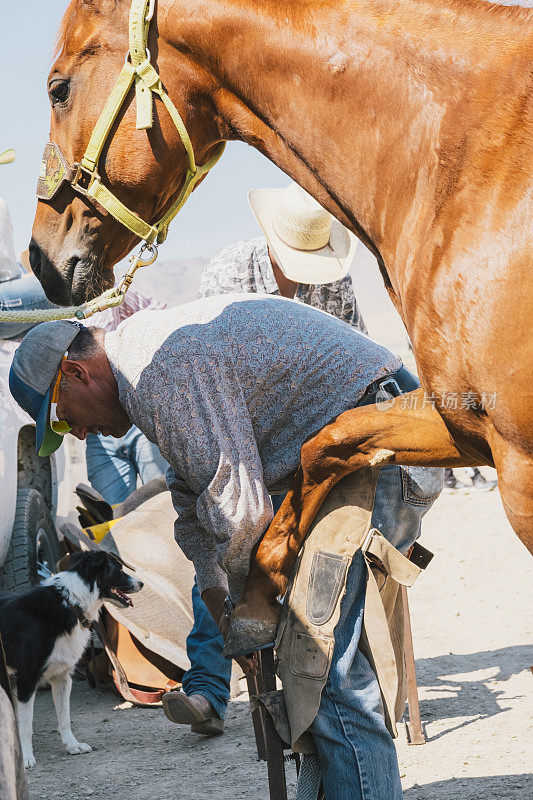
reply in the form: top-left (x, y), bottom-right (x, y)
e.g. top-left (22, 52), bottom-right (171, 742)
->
top-left (248, 182), bottom-right (358, 284)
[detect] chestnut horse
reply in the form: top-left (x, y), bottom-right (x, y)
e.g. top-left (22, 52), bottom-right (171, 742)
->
top-left (30, 0), bottom-right (532, 650)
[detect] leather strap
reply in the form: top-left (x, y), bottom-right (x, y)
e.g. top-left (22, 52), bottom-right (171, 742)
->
top-left (358, 365), bottom-right (420, 407)
top-left (93, 620), bottom-right (179, 707)
top-left (362, 528), bottom-right (422, 587)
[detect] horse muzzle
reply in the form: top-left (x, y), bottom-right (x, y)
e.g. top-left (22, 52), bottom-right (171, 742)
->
top-left (29, 238), bottom-right (110, 306)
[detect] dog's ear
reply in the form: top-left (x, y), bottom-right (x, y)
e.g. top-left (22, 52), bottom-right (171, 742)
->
top-left (67, 551), bottom-right (85, 571)
top-left (57, 553), bottom-right (73, 571)
top-left (68, 550), bottom-right (115, 589)
top-left (99, 552), bottom-right (120, 582)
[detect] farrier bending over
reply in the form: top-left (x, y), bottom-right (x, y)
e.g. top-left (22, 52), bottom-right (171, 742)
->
top-left (9, 295), bottom-right (441, 800)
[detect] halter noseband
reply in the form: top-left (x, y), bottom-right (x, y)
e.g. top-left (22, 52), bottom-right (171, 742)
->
top-left (36, 0), bottom-right (225, 246)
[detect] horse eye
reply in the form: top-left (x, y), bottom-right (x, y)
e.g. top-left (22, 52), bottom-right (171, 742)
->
top-left (48, 79), bottom-right (70, 106)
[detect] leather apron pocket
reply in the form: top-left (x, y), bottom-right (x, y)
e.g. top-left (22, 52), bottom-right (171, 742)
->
top-left (290, 629), bottom-right (333, 680)
top-left (306, 550), bottom-right (350, 626)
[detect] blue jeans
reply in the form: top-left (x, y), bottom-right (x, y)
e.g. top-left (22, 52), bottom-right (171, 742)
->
top-left (309, 464), bottom-right (443, 800)
top-left (86, 427), bottom-right (168, 505)
top-left (182, 580), bottom-right (232, 719)
top-left (0, 269), bottom-right (56, 340)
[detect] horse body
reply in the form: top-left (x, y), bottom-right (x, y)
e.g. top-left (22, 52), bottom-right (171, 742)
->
top-left (30, 0), bottom-right (532, 609)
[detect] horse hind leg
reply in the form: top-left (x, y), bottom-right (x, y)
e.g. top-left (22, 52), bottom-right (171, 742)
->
top-left (489, 432), bottom-right (533, 554)
top-left (224, 389), bottom-right (476, 658)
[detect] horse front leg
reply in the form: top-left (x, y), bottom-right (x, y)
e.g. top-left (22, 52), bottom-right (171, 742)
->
top-left (223, 388), bottom-right (480, 658)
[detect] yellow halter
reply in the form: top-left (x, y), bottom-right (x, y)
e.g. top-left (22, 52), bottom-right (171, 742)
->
top-left (37, 0), bottom-right (225, 246)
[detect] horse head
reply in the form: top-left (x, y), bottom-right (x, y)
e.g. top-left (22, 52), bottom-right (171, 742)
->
top-left (31, 0), bottom-right (223, 305)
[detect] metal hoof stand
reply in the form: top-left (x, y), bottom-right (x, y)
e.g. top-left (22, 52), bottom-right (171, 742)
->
top-left (401, 585), bottom-right (426, 745)
top-left (245, 648), bottom-right (325, 800)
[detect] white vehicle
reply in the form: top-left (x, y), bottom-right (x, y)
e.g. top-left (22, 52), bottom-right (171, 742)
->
top-left (0, 185), bottom-right (86, 590)
top-left (0, 337), bottom-right (87, 591)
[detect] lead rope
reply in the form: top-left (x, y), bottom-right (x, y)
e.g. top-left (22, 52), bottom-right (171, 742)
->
top-left (0, 242), bottom-right (158, 323)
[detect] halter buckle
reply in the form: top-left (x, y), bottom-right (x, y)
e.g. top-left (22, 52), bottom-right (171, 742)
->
top-left (72, 163), bottom-right (99, 196)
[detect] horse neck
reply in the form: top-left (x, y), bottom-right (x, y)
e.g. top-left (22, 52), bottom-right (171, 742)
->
top-left (160, 0), bottom-right (529, 271)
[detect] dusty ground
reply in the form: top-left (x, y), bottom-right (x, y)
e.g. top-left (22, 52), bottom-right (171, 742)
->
top-left (25, 480), bottom-right (532, 800)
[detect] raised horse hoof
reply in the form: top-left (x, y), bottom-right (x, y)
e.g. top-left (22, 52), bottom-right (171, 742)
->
top-left (222, 617), bottom-right (279, 659)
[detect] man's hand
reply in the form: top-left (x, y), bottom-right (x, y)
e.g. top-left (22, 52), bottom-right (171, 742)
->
top-left (201, 587), bottom-right (258, 676)
top-left (237, 653), bottom-right (258, 677)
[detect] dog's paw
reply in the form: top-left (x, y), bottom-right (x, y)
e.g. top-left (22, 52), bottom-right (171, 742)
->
top-left (24, 754), bottom-right (36, 770)
top-left (66, 742), bottom-right (92, 755)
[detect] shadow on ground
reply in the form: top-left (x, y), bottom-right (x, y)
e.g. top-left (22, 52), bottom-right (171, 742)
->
top-left (411, 645), bottom-right (531, 740)
top-left (404, 774), bottom-right (532, 799)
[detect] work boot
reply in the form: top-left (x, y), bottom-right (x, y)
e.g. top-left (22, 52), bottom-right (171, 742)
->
top-left (443, 468), bottom-right (468, 492)
top-left (470, 468), bottom-right (497, 492)
top-left (162, 691), bottom-right (224, 735)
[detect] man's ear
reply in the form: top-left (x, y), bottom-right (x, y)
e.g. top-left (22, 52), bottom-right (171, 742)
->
top-left (61, 359), bottom-right (91, 386)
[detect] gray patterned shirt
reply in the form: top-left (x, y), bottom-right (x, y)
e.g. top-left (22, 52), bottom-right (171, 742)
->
top-left (105, 295), bottom-right (400, 599)
top-left (199, 237), bottom-right (368, 333)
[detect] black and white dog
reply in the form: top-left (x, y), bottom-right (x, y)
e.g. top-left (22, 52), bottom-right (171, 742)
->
top-left (0, 550), bottom-right (143, 769)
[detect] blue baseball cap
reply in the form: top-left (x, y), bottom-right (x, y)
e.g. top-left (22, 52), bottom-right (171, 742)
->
top-left (9, 320), bottom-right (83, 456)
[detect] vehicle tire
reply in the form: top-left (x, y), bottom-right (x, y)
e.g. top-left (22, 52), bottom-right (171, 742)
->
top-left (0, 488), bottom-right (62, 592)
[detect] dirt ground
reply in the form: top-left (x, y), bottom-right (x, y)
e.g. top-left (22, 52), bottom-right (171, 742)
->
top-left (24, 477), bottom-right (532, 800)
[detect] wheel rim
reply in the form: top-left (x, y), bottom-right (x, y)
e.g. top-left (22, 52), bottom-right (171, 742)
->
top-left (36, 526), bottom-right (56, 581)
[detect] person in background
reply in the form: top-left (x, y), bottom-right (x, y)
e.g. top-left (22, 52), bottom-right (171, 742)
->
top-left (199, 184), bottom-right (367, 334)
top-left (444, 467), bottom-right (497, 492)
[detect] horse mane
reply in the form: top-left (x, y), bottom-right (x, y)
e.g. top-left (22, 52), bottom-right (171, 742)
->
top-left (453, 0), bottom-right (533, 22)
top-left (52, 0), bottom-right (531, 62)
top-left (53, 0), bottom-right (77, 59)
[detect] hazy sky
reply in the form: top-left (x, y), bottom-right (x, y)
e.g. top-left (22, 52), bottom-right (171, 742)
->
top-left (0, 1), bottom-right (288, 262)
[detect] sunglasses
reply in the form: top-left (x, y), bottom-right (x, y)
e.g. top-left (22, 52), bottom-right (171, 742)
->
top-left (49, 356), bottom-right (72, 435)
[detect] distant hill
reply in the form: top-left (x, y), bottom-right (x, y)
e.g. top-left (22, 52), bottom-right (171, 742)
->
top-left (117, 257), bottom-right (207, 308)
